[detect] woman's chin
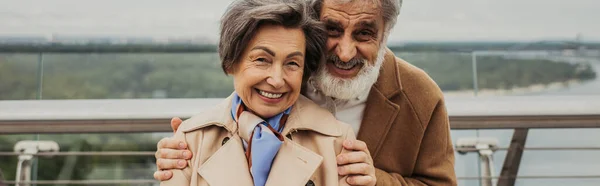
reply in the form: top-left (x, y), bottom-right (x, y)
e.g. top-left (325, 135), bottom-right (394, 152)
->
top-left (251, 105), bottom-right (284, 119)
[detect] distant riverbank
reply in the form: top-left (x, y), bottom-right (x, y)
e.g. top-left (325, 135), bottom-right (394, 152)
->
top-left (396, 52), bottom-right (597, 95)
top-left (444, 79), bottom-right (584, 97)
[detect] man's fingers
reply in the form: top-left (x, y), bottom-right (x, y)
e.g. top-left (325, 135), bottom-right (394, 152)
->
top-left (337, 163), bottom-right (371, 176)
top-left (153, 170), bottom-right (173, 181)
top-left (346, 175), bottom-right (375, 186)
top-left (156, 158), bottom-right (188, 170)
top-left (157, 137), bottom-right (187, 150)
top-left (171, 117), bottom-right (183, 133)
top-left (343, 139), bottom-right (369, 152)
top-left (155, 148), bottom-right (192, 160)
top-left (337, 151), bottom-right (370, 165)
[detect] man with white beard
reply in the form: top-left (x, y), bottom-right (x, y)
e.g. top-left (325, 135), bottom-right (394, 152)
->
top-left (155, 0), bottom-right (457, 185)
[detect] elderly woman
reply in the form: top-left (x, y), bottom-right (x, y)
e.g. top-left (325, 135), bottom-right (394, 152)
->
top-left (160, 0), bottom-right (355, 186)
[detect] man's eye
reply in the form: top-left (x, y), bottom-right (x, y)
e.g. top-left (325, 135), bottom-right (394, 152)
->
top-left (360, 30), bottom-right (372, 36)
top-left (327, 27), bottom-right (342, 37)
top-left (355, 30), bottom-right (375, 41)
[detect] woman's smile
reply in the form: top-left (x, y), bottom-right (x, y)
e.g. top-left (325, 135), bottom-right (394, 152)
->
top-left (255, 88), bottom-right (286, 103)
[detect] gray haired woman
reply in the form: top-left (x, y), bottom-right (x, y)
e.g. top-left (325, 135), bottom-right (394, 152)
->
top-left (159, 0), bottom-right (355, 186)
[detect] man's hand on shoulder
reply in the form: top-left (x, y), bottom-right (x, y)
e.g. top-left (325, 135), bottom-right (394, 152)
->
top-left (337, 139), bottom-right (377, 186)
top-left (153, 117), bottom-right (192, 181)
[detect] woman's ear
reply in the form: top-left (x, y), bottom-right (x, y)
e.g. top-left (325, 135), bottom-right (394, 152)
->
top-left (225, 66), bottom-right (234, 75)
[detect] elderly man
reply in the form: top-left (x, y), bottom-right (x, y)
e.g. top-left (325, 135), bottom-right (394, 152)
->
top-left (155, 0), bottom-right (457, 185)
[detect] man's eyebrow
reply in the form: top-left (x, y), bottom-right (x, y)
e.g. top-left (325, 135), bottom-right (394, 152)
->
top-left (358, 20), bottom-right (378, 30)
top-left (250, 46), bottom-right (275, 56)
top-left (323, 18), bottom-right (343, 28)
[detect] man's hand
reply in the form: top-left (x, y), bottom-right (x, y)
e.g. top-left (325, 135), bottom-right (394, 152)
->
top-left (153, 117), bottom-right (192, 181)
top-left (337, 139), bottom-right (376, 186)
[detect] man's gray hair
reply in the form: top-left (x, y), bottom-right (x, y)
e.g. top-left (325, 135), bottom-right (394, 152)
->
top-left (310, 0), bottom-right (402, 34)
top-left (219, 0), bottom-right (327, 82)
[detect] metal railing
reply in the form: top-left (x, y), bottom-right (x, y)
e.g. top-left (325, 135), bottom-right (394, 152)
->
top-left (2, 95), bottom-right (599, 133)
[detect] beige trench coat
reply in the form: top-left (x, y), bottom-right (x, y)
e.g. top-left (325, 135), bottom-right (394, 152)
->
top-left (160, 94), bottom-right (355, 186)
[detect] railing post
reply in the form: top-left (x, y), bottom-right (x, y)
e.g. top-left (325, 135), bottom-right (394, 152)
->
top-left (33, 52), bottom-right (44, 186)
top-left (36, 52), bottom-right (44, 99)
top-left (471, 51), bottom-right (479, 96)
top-left (456, 138), bottom-right (498, 186)
top-left (497, 129), bottom-right (529, 186)
top-left (13, 141), bottom-right (59, 186)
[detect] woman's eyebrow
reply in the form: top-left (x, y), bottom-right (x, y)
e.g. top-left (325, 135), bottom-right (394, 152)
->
top-left (286, 51), bottom-right (304, 59)
top-left (251, 46), bottom-right (275, 56)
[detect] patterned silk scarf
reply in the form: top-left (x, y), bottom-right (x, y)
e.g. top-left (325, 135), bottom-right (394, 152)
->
top-left (230, 93), bottom-right (291, 186)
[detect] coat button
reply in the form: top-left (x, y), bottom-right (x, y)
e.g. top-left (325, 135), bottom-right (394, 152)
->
top-left (305, 180), bottom-right (315, 186)
top-left (221, 137), bottom-right (230, 146)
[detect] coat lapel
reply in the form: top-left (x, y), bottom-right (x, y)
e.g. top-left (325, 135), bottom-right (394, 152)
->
top-left (197, 136), bottom-right (254, 186)
top-left (357, 48), bottom-right (402, 157)
top-left (266, 138), bottom-right (323, 186)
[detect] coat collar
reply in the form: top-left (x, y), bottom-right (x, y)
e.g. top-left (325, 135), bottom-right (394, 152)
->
top-left (196, 133), bottom-right (323, 186)
top-left (185, 93), bottom-right (328, 186)
top-left (179, 93), bottom-right (342, 137)
top-left (372, 47), bottom-right (403, 98)
top-left (357, 48), bottom-right (403, 157)
top-left (281, 95), bottom-right (342, 137)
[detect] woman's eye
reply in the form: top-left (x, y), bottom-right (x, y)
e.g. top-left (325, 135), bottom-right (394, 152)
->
top-left (255, 58), bottom-right (269, 63)
top-left (286, 61), bottom-right (301, 70)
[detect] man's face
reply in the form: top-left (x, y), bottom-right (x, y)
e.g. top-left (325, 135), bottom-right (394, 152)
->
top-left (313, 0), bottom-right (387, 99)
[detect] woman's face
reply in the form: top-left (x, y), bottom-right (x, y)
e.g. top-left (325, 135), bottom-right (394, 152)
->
top-left (230, 24), bottom-right (306, 118)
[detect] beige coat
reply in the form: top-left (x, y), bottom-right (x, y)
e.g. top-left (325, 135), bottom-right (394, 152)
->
top-left (160, 94), bottom-right (355, 186)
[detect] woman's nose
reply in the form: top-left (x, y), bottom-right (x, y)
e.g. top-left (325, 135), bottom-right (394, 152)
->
top-left (266, 68), bottom-right (285, 89)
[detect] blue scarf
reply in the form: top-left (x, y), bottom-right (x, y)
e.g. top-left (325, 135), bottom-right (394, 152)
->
top-left (231, 93), bottom-right (291, 186)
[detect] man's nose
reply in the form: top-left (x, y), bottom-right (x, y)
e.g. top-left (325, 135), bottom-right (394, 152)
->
top-left (335, 34), bottom-right (357, 62)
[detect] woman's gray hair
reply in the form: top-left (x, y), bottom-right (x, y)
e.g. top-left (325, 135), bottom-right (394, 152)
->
top-left (219, 0), bottom-right (327, 82)
top-left (310, 0), bottom-right (402, 35)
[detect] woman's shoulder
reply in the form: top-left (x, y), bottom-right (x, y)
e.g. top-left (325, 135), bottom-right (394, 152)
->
top-left (177, 97), bottom-right (235, 134)
top-left (288, 96), bottom-right (355, 139)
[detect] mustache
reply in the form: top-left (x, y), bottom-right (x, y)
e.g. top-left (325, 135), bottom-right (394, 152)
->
top-left (327, 54), bottom-right (366, 68)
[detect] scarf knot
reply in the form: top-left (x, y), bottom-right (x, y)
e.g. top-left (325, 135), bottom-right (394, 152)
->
top-left (231, 93), bottom-right (291, 186)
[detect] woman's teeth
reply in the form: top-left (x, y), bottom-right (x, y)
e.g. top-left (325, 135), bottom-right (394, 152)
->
top-left (259, 90), bottom-right (283, 99)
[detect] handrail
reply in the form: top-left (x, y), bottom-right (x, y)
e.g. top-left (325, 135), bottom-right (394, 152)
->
top-left (2, 179), bottom-right (157, 185)
top-left (1, 96), bottom-right (600, 133)
top-left (2, 146), bottom-right (600, 156)
top-left (457, 175), bottom-right (600, 180)
top-left (3, 175), bottom-right (600, 185)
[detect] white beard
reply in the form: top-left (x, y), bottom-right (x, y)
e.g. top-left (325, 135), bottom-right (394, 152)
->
top-left (313, 47), bottom-right (386, 100)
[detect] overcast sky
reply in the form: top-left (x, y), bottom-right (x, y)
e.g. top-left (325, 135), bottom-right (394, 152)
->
top-left (0, 0), bottom-right (598, 42)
